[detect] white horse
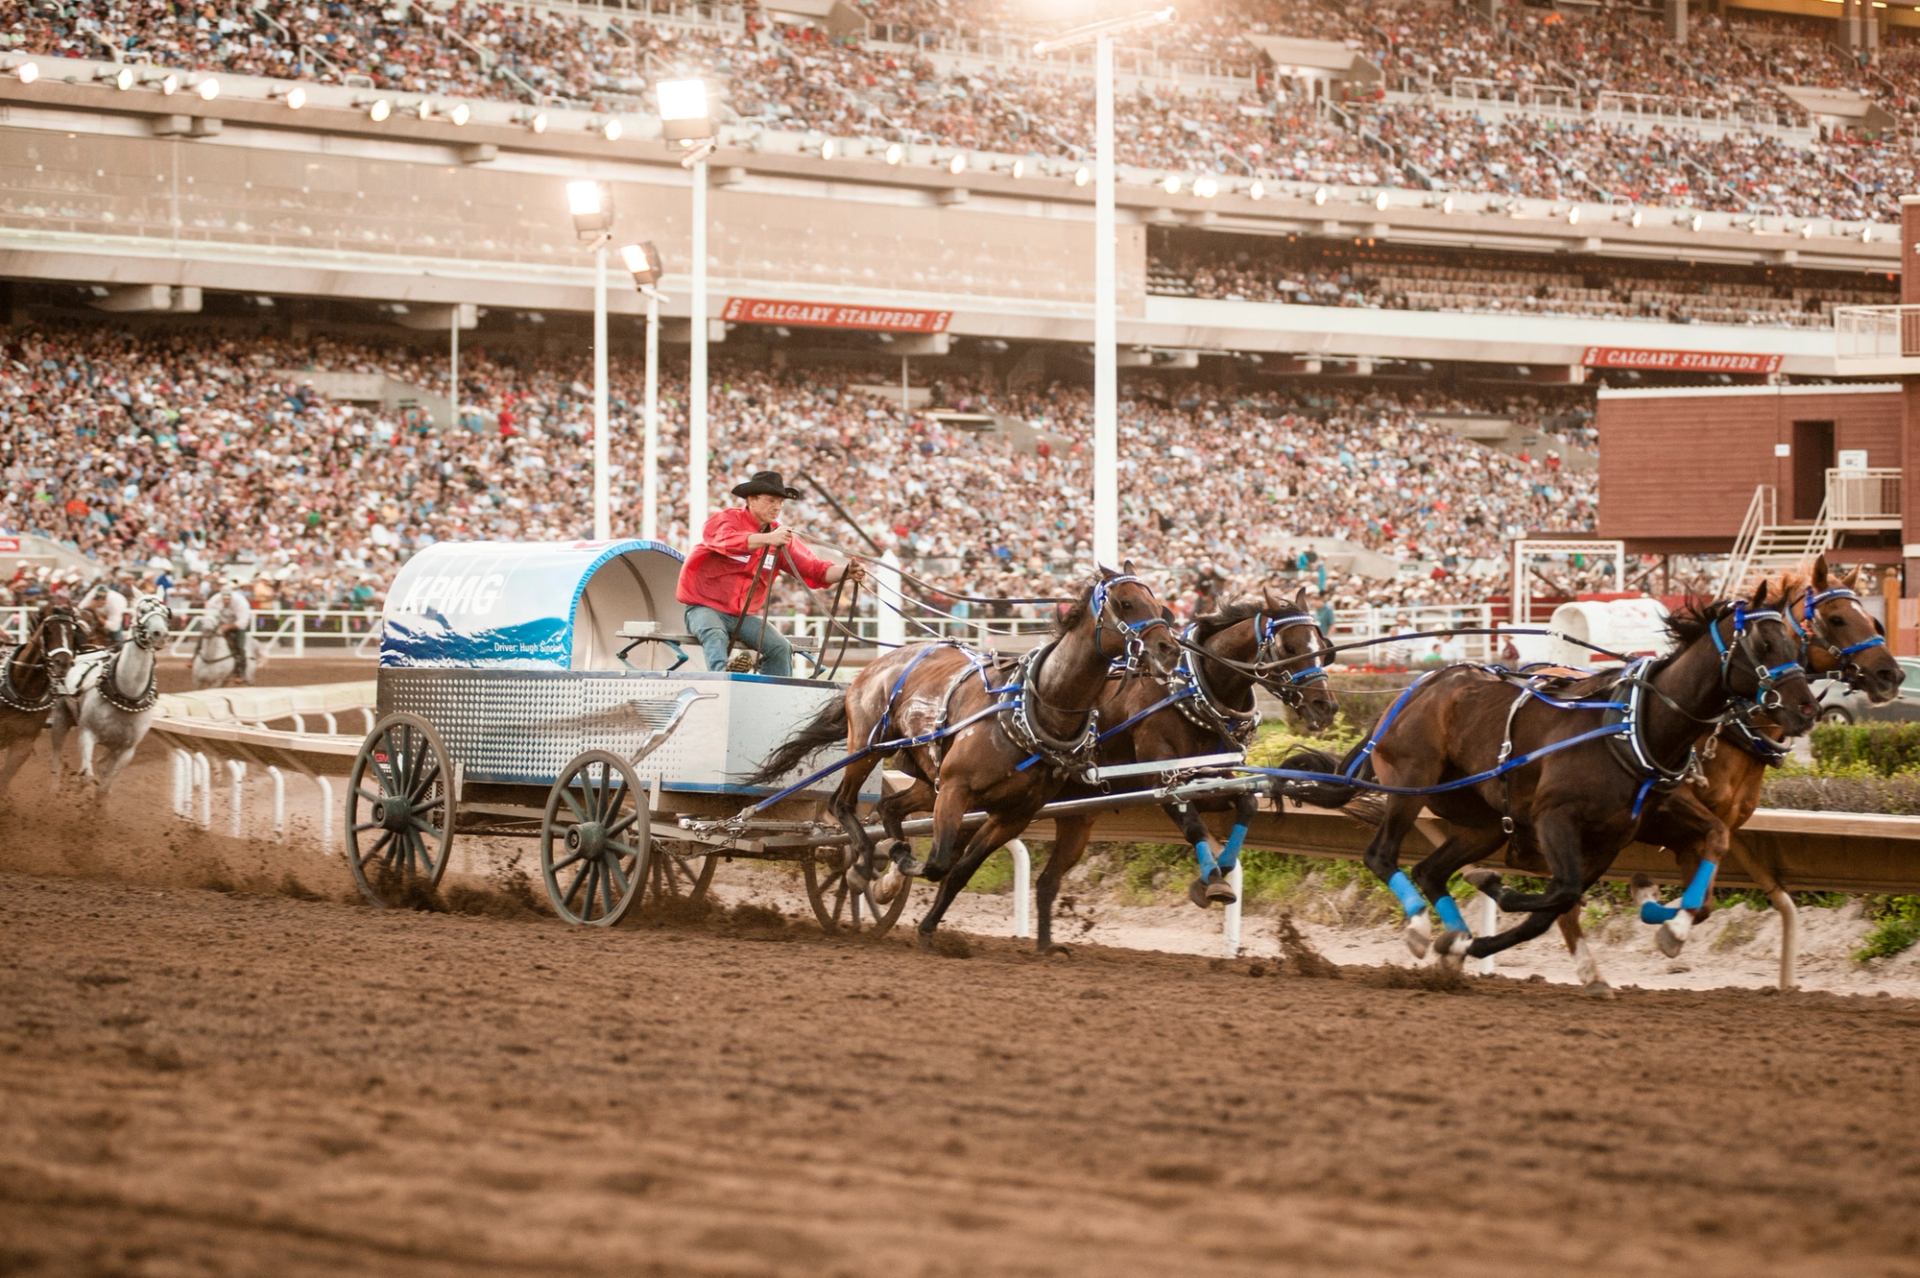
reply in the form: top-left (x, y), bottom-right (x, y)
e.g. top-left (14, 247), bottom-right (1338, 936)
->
top-left (51, 595), bottom-right (169, 798)
top-left (190, 623), bottom-right (266, 689)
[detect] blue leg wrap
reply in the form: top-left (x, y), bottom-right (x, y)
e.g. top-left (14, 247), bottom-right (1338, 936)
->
top-left (1386, 870), bottom-right (1428, 919)
top-left (1193, 839), bottom-right (1217, 877)
top-left (1640, 861), bottom-right (1718, 924)
top-left (1434, 893), bottom-right (1470, 935)
top-left (1680, 858), bottom-right (1719, 911)
top-left (1215, 823), bottom-right (1248, 872)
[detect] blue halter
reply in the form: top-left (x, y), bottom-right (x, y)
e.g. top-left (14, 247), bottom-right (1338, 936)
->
top-left (1252, 610), bottom-right (1330, 698)
top-left (1790, 586), bottom-right (1888, 665)
top-left (1710, 602), bottom-right (1805, 710)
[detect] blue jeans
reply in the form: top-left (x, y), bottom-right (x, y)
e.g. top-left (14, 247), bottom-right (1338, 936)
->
top-left (685, 605), bottom-right (794, 678)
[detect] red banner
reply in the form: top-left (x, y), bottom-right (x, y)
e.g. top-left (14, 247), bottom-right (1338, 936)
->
top-left (721, 297), bottom-right (952, 334)
top-left (0, 537), bottom-right (19, 553)
top-left (1581, 346), bottom-right (1782, 375)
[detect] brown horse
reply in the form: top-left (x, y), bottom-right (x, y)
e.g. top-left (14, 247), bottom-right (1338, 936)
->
top-left (747, 566), bottom-right (1180, 947)
top-left (1032, 588), bottom-right (1339, 953)
top-left (1284, 588), bottom-right (1818, 966)
top-left (0, 603), bottom-right (81, 797)
top-left (1540, 560), bottom-right (1901, 994)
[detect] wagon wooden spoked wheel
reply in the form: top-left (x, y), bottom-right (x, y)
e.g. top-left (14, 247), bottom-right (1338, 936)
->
top-left (803, 848), bottom-right (911, 938)
top-left (642, 837), bottom-right (718, 914)
top-left (541, 750), bottom-right (651, 926)
top-left (346, 712), bottom-right (456, 907)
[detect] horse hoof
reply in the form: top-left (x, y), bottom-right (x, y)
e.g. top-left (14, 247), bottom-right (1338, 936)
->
top-left (1403, 917), bottom-right (1432, 960)
top-left (914, 930), bottom-right (936, 952)
top-left (872, 868), bottom-right (905, 905)
top-left (1462, 868), bottom-right (1501, 897)
top-left (1039, 943), bottom-right (1072, 959)
top-left (1432, 929), bottom-right (1471, 967)
top-left (1654, 923), bottom-right (1684, 959)
top-left (1583, 980), bottom-right (1617, 1001)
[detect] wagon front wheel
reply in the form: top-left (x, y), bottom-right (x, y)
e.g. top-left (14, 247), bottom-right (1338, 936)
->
top-left (804, 849), bottom-right (911, 938)
top-left (542, 750), bottom-right (650, 926)
top-left (346, 712), bottom-right (456, 906)
top-left (643, 837), bottom-right (718, 916)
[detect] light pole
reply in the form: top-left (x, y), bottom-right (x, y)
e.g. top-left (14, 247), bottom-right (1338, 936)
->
top-left (566, 179), bottom-right (616, 540)
top-left (658, 77), bottom-right (716, 540)
top-left (620, 241), bottom-right (667, 542)
top-left (1033, 7), bottom-right (1175, 569)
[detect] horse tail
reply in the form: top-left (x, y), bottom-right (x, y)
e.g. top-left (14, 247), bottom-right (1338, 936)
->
top-left (1273, 739), bottom-right (1374, 811)
top-left (742, 694), bottom-right (849, 788)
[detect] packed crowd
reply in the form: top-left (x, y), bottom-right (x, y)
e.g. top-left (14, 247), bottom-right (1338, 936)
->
top-left (0, 319), bottom-right (1600, 618)
top-left (10, 0), bottom-right (1920, 219)
top-left (1153, 236), bottom-right (1899, 329)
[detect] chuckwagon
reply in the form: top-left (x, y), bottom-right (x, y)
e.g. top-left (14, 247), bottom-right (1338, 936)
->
top-left (344, 539), bottom-right (905, 933)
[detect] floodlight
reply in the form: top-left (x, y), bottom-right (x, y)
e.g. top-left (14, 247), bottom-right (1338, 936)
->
top-left (1689, 212), bottom-right (1704, 232)
top-left (884, 142), bottom-right (904, 165)
top-left (194, 76), bottom-right (219, 101)
top-left (1372, 190), bottom-right (1389, 212)
top-left (947, 151), bottom-right (967, 175)
top-left (600, 116), bottom-right (623, 141)
top-left (658, 77), bottom-right (712, 142)
top-left (1313, 186), bottom-right (1328, 206)
top-left (819, 137), bottom-right (836, 160)
top-left (566, 180), bottom-right (613, 238)
top-left (1628, 207), bottom-right (1643, 228)
top-left (271, 83), bottom-right (303, 108)
top-left (523, 109), bottom-right (548, 134)
top-left (360, 96), bottom-right (393, 122)
top-left (149, 70), bottom-right (182, 95)
top-left (620, 241), bottom-right (664, 288)
top-left (1247, 179), bottom-right (1265, 200)
top-left (13, 59), bottom-right (39, 86)
top-left (1010, 157), bottom-right (1025, 179)
top-left (1861, 224), bottom-right (1874, 243)
top-left (1193, 175), bottom-right (1217, 198)
top-left (448, 101), bottom-right (470, 126)
top-left (1074, 166), bottom-right (1091, 187)
top-left (1438, 194), bottom-right (1454, 214)
top-left (1161, 174), bottom-right (1182, 194)
top-left (99, 66), bottom-right (134, 91)
top-left (1800, 220), bottom-right (1815, 240)
top-left (1566, 206), bottom-right (1580, 225)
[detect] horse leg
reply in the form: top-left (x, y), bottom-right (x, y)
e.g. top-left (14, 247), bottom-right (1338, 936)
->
top-left (95, 739), bottom-right (137, 799)
top-left (1724, 835), bottom-right (1798, 991)
top-left (0, 730), bottom-right (34, 797)
top-left (1035, 813), bottom-right (1095, 955)
top-left (1632, 792), bottom-right (1729, 957)
top-left (1406, 823), bottom-right (1508, 968)
top-left (870, 774), bottom-right (934, 892)
top-left (826, 754), bottom-right (884, 895)
top-left (914, 811), bottom-right (1023, 948)
top-left (1555, 906), bottom-right (1615, 1000)
top-left (1166, 800), bottom-right (1228, 909)
top-left (1464, 805), bottom-right (1591, 960)
top-left (1362, 793), bottom-right (1438, 958)
top-left (46, 701), bottom-right (70, 787)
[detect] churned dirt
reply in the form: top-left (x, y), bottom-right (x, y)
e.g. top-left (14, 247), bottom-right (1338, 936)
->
top-left (6, 739), bottom-right (1920, 1275)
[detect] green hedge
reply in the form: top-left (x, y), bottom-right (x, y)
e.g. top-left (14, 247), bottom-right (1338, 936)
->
top-left (1809, 722), bottom-right (1920, 777)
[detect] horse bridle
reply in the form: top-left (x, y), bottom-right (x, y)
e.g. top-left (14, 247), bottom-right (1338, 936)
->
top-left (1787, 586), bottom-right (1886, 684)
top-left (1249, 610), bottom-right (1331, 708)
top-left (130, 598), bottom-right (173, 651)
top-left (1711, 602), bottom-right (1806, 713)
top-left (1088, 574), bottom-right (1174, 673)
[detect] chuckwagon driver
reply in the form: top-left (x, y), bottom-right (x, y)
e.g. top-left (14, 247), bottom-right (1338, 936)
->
top-left (676, 470), bottom-right (864, 677)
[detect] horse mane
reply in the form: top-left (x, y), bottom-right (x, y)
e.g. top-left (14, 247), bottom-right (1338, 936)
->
top-left (1193, 597), bottom-right (1299, 641)
top-left (1051, 579), bottom-right (1098, 638)
top-left (1661, 596), bottom-right (1738, 651)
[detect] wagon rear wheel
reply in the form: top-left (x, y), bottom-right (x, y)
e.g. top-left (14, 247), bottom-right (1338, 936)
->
top-left (541, 750), bottom-right (650, 927)
top-left (642, 838), bottom-right (718, 915)
top-left (804, 849), bottom-right (911, 938)
top-left (346, 712), bottom-right (456, 907)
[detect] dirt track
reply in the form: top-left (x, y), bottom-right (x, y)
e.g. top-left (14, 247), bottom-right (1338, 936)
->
top-left (6, 669), bottom-right (1920, 1276)
top-left (7, 868), bottom-right (1920, 1274)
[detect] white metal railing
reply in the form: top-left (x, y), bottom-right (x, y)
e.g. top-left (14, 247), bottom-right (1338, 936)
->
top-left (1593, 89), bottom-right (1808, 134)
top-left (1718, 484), bottom-right (1775, 597)
top-left (0, 606), bottom-right (384, 657)
top-left (1826, 467), bottom-right (1902, 529)
top-left (1834, 305), bottom-right (1920, 362)
top-left (1326, 604), bottom-right (1496, 665)
top-left (1450, 78), bottom-right (1579, 114)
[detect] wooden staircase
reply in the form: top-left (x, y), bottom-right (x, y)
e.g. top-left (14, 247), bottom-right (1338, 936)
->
top-left (1717, 485), bottom-right (1832, 596)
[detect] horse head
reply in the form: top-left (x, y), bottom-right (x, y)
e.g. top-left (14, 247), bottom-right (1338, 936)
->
top-left (35, 604), bottom-right (79, 686)
top-left (1086, 562), bottom-right (1180, 678)
top-left (1791, 556), bottom-right (1900, 705)
top-left (130, 594), bottom-right (173, 651)
top-left (1258, 584), bottom-right (1338, 734)
top-left (1714, 582), bottom-right (1818, 734)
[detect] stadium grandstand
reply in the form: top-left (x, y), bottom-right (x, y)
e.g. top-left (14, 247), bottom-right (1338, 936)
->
top-left (2, 0), bottom-right (1913, 623)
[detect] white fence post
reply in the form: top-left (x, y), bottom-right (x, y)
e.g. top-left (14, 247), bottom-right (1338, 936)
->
top-left (192, 752), bottom-right (211, 828)
top-left (170, 748), bottom-right (190, 817)
top-left (1222, 861), bottom-right (1244, 958)
top-left (226, 760), bottom-right (247, 838)
top-left (1007, 838), bottom-right (1032, 938)
top-left (316, 775), bottom-right (336, 850)
top-left (266, 765), bottom-right (286, 837)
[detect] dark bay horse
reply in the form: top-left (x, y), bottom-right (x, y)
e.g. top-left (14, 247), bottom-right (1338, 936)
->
top-left (748, 566), bottom-right (1180, 947)
top-left (1542, 561), bottom-right (1900, 993)
top-left (1033, 588), bottom-right (1339, 953)
top-left (1285, 588), bottom-right (1818, 966)
top-left (0, 603), bottom-right (81, 798)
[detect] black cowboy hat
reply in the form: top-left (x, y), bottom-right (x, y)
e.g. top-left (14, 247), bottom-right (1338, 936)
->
top-left (732, 470), bottom-right (803, 500)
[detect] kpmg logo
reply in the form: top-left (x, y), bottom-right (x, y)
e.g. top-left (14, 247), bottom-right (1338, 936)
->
top-left (398, 573), bottom-right (506, 616)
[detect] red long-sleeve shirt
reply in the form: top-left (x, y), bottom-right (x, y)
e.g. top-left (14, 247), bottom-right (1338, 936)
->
top-left (675, 506), bottom-right (836, 615)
